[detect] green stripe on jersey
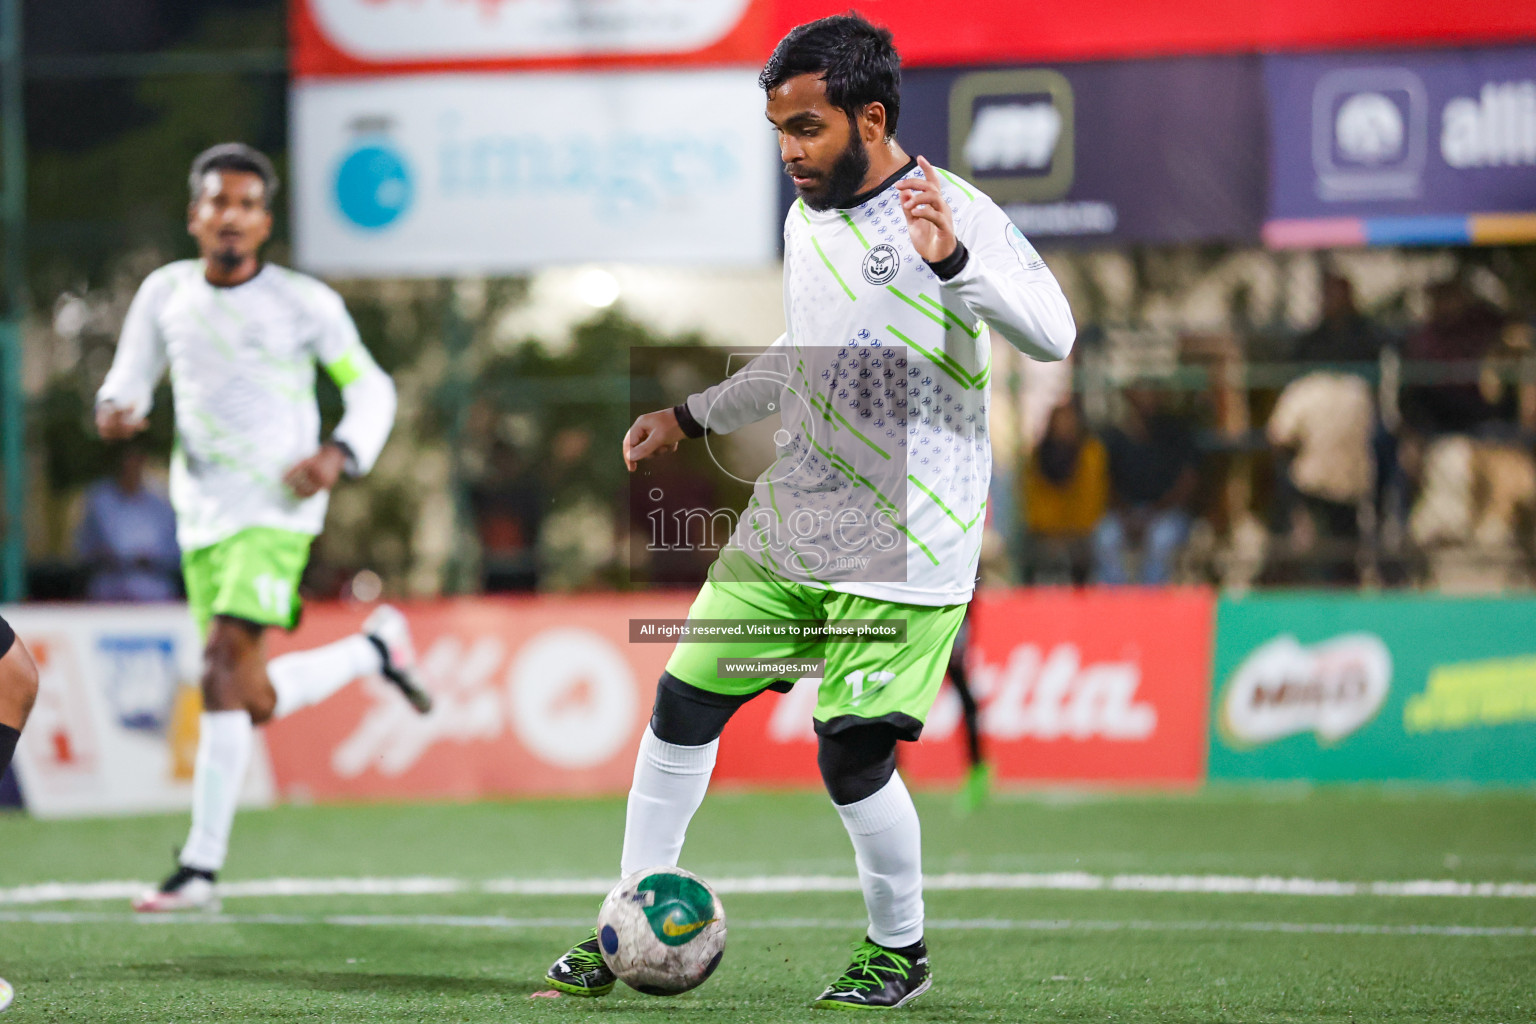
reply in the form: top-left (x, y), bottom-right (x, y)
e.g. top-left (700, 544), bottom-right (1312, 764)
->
top-left (839, 212), bottom-right (870, 250)
top-left (811, 236), bottom-right (857, 302)
top-left (935, 167), bottom-right (976, 201)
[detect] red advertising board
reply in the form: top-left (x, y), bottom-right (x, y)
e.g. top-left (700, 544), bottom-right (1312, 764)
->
top-left (293, 0), bottom-right (1536, 78)
top-left (263, 589), bottom-right (1213, 800)
top-left (264, 594), bottom-right (692, 801)
top-left (772, 1), bottom-right (1536, 69)
top-left (714, 588), bottom-right (1215, 787)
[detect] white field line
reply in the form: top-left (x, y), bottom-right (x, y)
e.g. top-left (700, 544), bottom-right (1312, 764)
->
top-left (2, 872), bottom-right (1535, 907)
top-left (0, 910), bottom-right (1531, 939)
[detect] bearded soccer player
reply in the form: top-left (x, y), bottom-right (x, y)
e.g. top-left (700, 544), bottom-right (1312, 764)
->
top-left (545, 16), bottom-right (1074, 1009)
top-left (96, 144), bottom-right (432, 913)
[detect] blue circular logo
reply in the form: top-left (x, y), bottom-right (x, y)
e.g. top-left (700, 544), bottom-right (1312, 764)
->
top-left (334, 144), bottom-right (412, 230)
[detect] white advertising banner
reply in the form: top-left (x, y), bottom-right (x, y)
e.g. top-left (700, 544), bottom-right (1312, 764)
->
top-left (292, 70), bottom-right (779, 276)
top-left (2, 605), bottom-right (274, 819)
top-left (305, 0), bottom-right (756, 62)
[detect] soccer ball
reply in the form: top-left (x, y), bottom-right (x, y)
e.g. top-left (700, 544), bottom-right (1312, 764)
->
top-left (596, 866), bottom-right (727, 996)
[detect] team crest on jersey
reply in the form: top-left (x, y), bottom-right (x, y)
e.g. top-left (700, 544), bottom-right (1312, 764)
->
top-left (861, 243), bottom-right (901, 285)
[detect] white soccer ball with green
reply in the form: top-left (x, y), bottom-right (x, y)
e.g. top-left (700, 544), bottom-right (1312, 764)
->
top-left (596, 866), bottom-right (727, 996)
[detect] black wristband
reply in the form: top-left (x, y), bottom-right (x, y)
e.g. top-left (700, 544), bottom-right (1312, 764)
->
top-left (327, 438), bottom-right (359, 475)
top-left (925, 241), bottom-right (970, 282)
top-left (674, 403), bottom-right (707, 439)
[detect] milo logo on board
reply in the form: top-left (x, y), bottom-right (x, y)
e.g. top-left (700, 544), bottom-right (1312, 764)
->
top-left (1220, 633), bottom-right (1392, 747)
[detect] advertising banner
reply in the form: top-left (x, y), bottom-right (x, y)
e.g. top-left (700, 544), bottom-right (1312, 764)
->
top-left (715, 588), bottom-right (1215, 786)
top-left (1210, 594), bottom-right (1536, 782)
top-left (263, 589), bottom-right (1212, 800)
top-left (263, 595), bottom-right (690, 800)
top-left (1264, 47), bottom-right (1536, 248)
top-left (771, 1), bottom-right (1536, 70)
top-left (293, 0), bottom-right (1536, 78)
top-left (1, 605), bottom-right (275, 819)
top-left (291, 70), bottom-right (779, 276)
top-left (292, 0), bottom-right (773, 77)
top-left (822, 57), bottom-right (1267, 245)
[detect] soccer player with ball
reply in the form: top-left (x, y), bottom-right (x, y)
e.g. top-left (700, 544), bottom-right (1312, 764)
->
top-left (546, 14), bottom-right (1075, 1009)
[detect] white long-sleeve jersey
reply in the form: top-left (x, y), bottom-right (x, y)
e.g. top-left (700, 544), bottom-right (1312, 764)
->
top-left (97, 260), bottom-right (396, 552)
top-left (686, 161), bottom-right (1074, 606)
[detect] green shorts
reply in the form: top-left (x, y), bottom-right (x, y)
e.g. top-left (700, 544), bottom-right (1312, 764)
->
top-left (664, 568), bottom-right (967, 740)
top-left (182, 527), bottom-right (313, 638)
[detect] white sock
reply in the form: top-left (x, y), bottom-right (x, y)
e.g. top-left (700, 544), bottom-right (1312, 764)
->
top-left (834, 772), bottom-right (925, 948)
top-left (268, 634), bottom-right (382, 720)
top-left (619, 727), bottom-right (718, 878)
top-left (179, 710), bottom-right (254, 873)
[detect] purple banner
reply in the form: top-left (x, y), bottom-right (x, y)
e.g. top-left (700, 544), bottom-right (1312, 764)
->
top-left (778, 55), bottom-right (1267, 246)
top-left (1265, 47), bottom-right (1536, 247)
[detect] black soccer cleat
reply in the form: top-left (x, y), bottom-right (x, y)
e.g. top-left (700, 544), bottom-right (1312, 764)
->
top-left (132, 864), bottom-right (220, 913)
top-left (363, 605), bottom-right (433, 714)
top-left (545, 930), bottom-right (616, 997)
top-left (813, 937), bottom-right (931, 1010)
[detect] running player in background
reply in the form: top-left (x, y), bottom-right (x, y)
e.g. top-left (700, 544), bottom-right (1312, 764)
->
top-left (0, 615), bottom-right (39, 785)
top-left (545, 15), bottom-right (1073, 1009)
top-left (96, 144), bottom-right (432, 913)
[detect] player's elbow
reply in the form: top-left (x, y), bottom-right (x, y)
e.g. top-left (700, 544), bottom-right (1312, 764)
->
top-left (1041, 319), bottom-right (1076, 362)
top-left (376, 372), bottom-right (399, 419)
top-left (1015, 318), bottom-right (1075, 363)
top-left (348, 366), bottom-right (397, 413)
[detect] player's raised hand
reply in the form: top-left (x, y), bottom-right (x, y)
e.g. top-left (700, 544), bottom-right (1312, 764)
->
top-left (283, 443), bottom-right (346, 498)
top-left (895, 156), bottom-right (957, 264)
top-left (623, 409), bottom-right (685, 472)
top-left (95, 402), bottom-right (149, 441)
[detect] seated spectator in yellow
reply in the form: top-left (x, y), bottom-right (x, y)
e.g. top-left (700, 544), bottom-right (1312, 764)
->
top-left (1021, 399), bottom-right (1106, 584)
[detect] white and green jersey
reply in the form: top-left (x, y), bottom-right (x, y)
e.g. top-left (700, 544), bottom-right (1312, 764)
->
top-left (97, 260), bottom-right (396, 552)
top-left (685, 161), bottom-right (1075, 606)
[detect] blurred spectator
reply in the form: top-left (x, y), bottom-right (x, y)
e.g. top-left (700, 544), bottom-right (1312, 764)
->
top-left (1401, 277), bottom-right (1511, 436)
top-left (1267, 372), bottom-right (1374, 584)
top-left (74, 445), bottom-right (180, 602)
top-left (1092, 388), bottom-right (1199, 584)
top-left (468, 439), bottom-right (545, 592)
top-left (1020, 399), bottom-right (1106, 584)
top-left (1293, 272), bottom-right (1386, 366)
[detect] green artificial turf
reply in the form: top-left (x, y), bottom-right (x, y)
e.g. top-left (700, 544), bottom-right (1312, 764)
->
top-left (0, 787), bottom-right (1532, 1022)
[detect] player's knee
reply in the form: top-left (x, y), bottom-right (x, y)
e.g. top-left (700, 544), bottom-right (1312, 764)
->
top-left (817, 725), bottom-right (899, 805)
top-left (650, 672), bottom-right (738, 747)
top-left (199, 631), bottom-right (248, 712)
top-left (246, 687), bottom-right (277, 726)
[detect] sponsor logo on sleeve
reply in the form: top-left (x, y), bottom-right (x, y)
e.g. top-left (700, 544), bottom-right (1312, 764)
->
top-left (1005, 223), bottom-right (1046, 270)
top-left (1219, 633), bottom-right (1392, 746)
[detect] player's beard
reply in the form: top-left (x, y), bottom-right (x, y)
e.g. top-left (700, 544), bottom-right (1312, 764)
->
top-left (211, 246), bottom-right (245, 272)
top-left (799, 130), bottom-right (871, 212)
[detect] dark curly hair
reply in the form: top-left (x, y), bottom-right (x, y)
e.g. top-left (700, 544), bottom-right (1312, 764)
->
top-left (759, 13), bottom-right (901, 138)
